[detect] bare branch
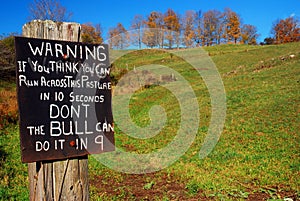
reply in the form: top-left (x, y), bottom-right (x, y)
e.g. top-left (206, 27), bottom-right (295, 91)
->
top-left (28, 0), bottom-right (72, 22)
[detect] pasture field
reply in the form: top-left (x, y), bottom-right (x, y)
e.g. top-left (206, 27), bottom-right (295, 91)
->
top-left (0, 42), bottom-right (299, 200)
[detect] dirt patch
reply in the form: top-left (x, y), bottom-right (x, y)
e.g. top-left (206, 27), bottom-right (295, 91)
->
top-left (247, 192), bottom-right (270, 200)
top-left (247, 191), bottom-right (299, 201)
top-left (91, 173), bottom-right (299, 200)
top-left (90, 172), bottom-right (208, 200)
top-left (245, 184), bottom-right (299, 201)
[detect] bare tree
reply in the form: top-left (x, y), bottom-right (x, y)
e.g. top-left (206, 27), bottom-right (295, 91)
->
top-left (241, 24), bottom-right (259, 45)
top-left (194, 10), bottom-right (204, 46)
top-left (28, 0), bottom-right (72, 21)
top-left (182, 10), bottom-right (196, 48)
top-left (108, 23), bottom-right (130, 49)
top-left (202, 10), bottom-right (224, 46)
top-left (130, 15), bottom-right (145, 49)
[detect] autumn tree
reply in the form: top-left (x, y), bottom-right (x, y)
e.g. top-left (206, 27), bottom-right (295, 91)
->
top-left (241, 24), bottom-right (259, 45)
top-left (164, 8), bottom-right (181, 48)
top-left (81, 23), bottom-right (103, 44)
top-left (202, 10), bottom-right (224, 46)
top-left (108, 23), bottom-right (129, 49)
top-left (193, 10), bottom-right (226, 46)
top-left (130, 15), bottom-right (145, 49)
top-left (28, 0), bottom-right (72, 21)
top-left (225, 9), bottom-right (241, 44)
top-left (143, 11), bottom-right (164, 48)
top-left (182, 10), bottom-right (196, 47)
top-left (272, 16), bottom-right (300, 44)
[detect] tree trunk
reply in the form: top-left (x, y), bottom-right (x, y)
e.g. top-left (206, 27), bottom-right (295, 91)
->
top-left (22, 20), bottom-right (89, 201)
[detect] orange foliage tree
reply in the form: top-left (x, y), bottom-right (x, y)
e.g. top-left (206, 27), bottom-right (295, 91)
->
top-left (81, 23), bottom-right (103, 44)
top-left (143, 11), bottom-right (164, 48)
top-left (272, 16), bottom-right (300, 44)
top-left (225, 9), bottom-right (241, 44)
top-left (164, 8), bottom-right (181, 48)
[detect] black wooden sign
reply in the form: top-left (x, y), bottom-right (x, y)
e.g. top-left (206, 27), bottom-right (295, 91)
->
top-left (15, 36), bottom-right (115, 163)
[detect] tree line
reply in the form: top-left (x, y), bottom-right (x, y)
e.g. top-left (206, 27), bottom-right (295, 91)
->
top-left (85, 9), bottom-right (299, 49)
top-left (4, 0), bottom-right (300, 50)
top-left (106, 8), bottom-right (260, 49)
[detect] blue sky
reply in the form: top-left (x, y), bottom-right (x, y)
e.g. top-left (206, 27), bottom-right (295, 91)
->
top-left (1, 0), bottom-right (299, 42)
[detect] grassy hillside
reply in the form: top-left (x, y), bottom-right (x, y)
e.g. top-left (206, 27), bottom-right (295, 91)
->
top-left (0, 42), bottom-right (299, 200)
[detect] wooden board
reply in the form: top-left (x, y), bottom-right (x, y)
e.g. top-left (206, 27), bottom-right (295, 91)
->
top-left (15, 36), bottom-right (114, 163)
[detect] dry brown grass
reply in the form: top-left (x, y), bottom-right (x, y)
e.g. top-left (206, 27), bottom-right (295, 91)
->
top-left (0, 88), bottom-right (18, 129)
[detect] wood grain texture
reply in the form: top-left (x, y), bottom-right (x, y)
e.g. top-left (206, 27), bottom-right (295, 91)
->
top-left (23, 20), bottom-right (89, 201)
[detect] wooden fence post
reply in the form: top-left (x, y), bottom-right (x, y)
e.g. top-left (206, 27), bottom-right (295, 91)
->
top-left (22, 20), bottom-right (89, 201)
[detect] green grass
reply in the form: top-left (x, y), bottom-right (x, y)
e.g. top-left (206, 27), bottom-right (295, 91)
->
top-left (0, 126), bottom-right (28, 200)
top-left (1, 42), bottom-right (299, 200)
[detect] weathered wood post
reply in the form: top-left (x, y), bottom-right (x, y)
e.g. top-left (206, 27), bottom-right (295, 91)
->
top-left (22, 20), bottom-right (89, 201)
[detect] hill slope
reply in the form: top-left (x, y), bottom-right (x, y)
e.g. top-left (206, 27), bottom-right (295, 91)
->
top-left (96, 42), bottom-right (300, 200)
